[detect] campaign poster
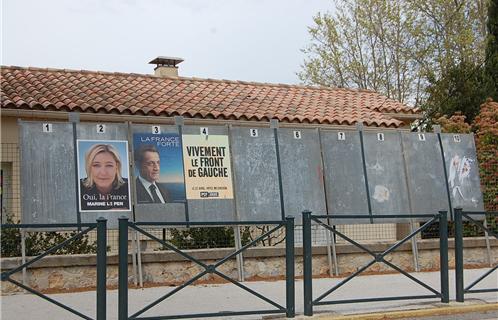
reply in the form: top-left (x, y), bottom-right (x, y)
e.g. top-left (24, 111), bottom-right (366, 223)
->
top-left (133, 133), bottom-right (186, 203)
top-left (77, 140), bottom-right (131, 212)
top-left (182, 134), bottom-right (234, 199)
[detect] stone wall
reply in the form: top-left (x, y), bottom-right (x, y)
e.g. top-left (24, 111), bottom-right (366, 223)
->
top-left (1, 238), bottom-right (497, 295)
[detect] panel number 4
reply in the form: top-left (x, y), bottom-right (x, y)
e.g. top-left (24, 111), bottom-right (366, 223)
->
top-left (200, 127), bottom-right (209, 137)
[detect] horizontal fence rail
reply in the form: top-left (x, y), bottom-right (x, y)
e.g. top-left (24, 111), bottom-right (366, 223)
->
top-left (302, 211), bottom-right (449, 317)
top-left (0, 219), bottom-right (107, 320)
top-left (118, 217), bottom-right (295, 320)
top-left (455, 209), bottom-right (498, 302)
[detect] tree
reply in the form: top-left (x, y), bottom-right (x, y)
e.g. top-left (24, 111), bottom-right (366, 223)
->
top-left (472, 99), bottom-right (498, 211)
top-left (423, 61), bottom-right (488, 124)
top-left (299, 0), bottom-right (488, 107)
top-left (484, 0), bottom-right (498, 101)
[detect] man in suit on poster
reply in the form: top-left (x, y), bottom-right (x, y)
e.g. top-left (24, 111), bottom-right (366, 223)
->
top-left (134, 145), bottom-right (171, 204)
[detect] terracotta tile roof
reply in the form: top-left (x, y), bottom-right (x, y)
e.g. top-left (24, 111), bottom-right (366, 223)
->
top-left (1, 66), bottom-right (419, 127)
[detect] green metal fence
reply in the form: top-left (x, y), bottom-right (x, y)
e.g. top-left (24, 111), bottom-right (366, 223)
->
top-left (454, 209), bottom-right (498, 302)
top-left (0, 219), bottom-right (107, 320)
top-left (302, 211), bottom-right (450, 317)
top-left (118, 217), bottom-right (295, 320)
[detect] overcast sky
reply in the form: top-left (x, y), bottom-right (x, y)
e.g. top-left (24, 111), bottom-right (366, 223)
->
top-left (1, 0), bottom-right (335, 85)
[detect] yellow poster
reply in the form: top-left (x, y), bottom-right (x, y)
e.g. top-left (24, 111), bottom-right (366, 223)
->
top-left (182, 134), bottom-right (234, 199)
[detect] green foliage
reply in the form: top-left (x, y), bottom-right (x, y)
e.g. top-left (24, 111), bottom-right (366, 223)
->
top-left (484, 0), bottom-right (498, 101)
top-left (168, 227), bottom-right (252, 249)
top-left (424, 61), bottom-right (488, 124)
top-left (299, 0), bottom-right (488, 107)
top-left (1, 216), bottom-right (98, 257)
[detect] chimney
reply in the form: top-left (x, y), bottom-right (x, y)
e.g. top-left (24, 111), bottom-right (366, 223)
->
top-left (149, 56), bottom-right (184, 77)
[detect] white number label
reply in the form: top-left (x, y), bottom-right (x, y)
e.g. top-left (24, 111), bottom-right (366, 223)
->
top-left (96, 124), bottom-right (106, 133)
top-left (337, 132), bottom-right (346, 141)
top-left (453, 134), bottom-right (461, 143)
top-left (152, 126), bottom-right (161, 134)
top-left (293, 130), bottom-right (301, 139)
top-left (377, 133), bottom-right (385, 141)
top-left (200, 127), bottom-right (209, 137)
top-left (42, 123), bottom-right (53, 133)
top-left (418, 133), bottom-right (426, 141)
top-left (250, 128), bottom-right (258, 137)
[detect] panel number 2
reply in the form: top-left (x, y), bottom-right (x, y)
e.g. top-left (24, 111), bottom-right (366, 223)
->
top-left (96, 124), bottom-right (106, 133)
top-left (42, 123), bottom-right (53, 133)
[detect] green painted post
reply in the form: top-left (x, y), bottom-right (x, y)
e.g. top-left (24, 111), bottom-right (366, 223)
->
top-left (454, 208), bottom-right (464, 302)
top-left (96, 218), bottom-right (107, 320)
top-left (302, 210), bottom-right (313, 316)
top-left (118, 216), bottom-right (129, 320)
top-left (285, 216), bottom-right (295, 318)
top-left (439, 211), bottom-right (449, 303)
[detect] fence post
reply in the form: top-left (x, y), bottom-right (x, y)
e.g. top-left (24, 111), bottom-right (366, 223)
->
top-left (96, 217), bottom-right (107, 320)
top-left (302, 210), bottom-right (313, 316)
top-left (285, 216), bottom-right (295, 318)
top-left (118, 216), bottom-right (129, 320)
top-left (439, 211), bottom-right (449, 303)
top-left (454, 208), bottom-right (464, 302)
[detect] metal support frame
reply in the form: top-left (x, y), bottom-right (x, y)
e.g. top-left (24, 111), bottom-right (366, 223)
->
top-left (1, 220), bottom-right (107, 320)
top-left (303, 211), bottom-right (449, 317)
top-left (118, 218), bottom-right (295, 320)
top-left (454, 209), bottom-right (498, 302)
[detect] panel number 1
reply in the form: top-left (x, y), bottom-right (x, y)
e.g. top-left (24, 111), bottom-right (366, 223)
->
top-left (42, 123), bottom-right (53, 133)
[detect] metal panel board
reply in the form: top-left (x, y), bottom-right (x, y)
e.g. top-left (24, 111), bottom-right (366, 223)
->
top-left (401, 132), bottom-right (450, 218)
top-left (76, 122), bottom-right (132, 229)
top-left (182, 125), bottom-right (235, 222)
top-left (20, 121), bottom-right (78, 227)
top-left (320, 130), bottom-right (369, 224)
top-left (363, 131), bottom-right (410, 221)
top-left (278, 128), bottom-right (326, 223)
top-left (440, 133), bottom-right (484, 212)
top-left (230, 126), bottom-right (281, 221)
top-left (132, 124), bottom-right (187, 224)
